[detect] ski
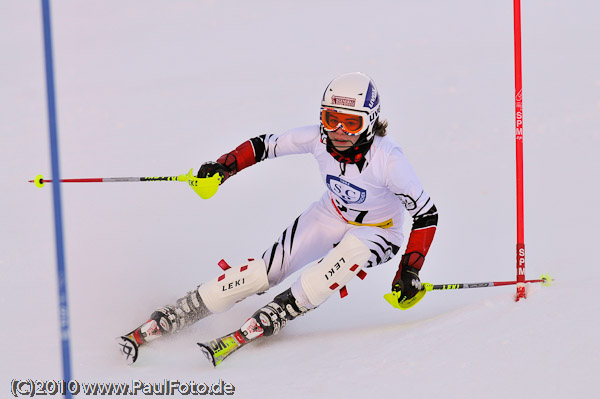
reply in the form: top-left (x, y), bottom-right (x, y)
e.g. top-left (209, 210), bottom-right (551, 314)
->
top-left (197, 329), bottom-right (250, 367)
top-left (116, 334), bottom-right (140, 365)
top-left (197, 314), bottom-right (268, 366)
top-left (117, 318), bottom-right (165, 365)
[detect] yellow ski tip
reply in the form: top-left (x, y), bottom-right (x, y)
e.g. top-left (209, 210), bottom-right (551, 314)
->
top-left (184, 169), bottom-right (222, 199)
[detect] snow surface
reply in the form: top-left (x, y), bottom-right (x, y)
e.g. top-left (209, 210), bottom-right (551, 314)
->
top-left (2, 0), bottom-right (599, 398)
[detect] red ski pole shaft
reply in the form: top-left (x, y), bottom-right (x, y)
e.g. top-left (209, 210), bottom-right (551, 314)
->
top-left (29, 170), bottom-right (222, 200)
top-left (29, 174), bottom-right (184, 187)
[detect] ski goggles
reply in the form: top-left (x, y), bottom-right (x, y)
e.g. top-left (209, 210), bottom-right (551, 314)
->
top-left (320, 107), bottom-right (367, 135)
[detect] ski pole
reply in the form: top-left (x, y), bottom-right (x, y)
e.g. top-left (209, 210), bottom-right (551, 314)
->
top-left (29, 169), bottom-right (222, 199)
top-left (385, 274), bottom-right (553, 309)
top-left (422, 274), bottom-right (553, 292)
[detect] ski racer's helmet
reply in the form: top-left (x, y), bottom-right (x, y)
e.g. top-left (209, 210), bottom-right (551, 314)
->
top-left (320, 72), bottom-right (381, 164)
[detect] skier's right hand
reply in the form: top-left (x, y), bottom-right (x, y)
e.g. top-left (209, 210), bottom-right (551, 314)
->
top-left (197, 161), bottom-right (227, 180)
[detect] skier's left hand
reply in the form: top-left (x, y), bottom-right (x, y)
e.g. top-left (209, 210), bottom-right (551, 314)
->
top-left (393, 266), bottom-right (421, 300)
top-left (384, 266), bottom-right (425, 310)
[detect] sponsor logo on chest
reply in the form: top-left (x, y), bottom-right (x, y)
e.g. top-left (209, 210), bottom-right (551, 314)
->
top-left (326, 175), bottom-right (367, 204)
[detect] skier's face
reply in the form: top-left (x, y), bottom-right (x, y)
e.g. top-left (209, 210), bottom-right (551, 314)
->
top-left (328, 127), bottom-right (360, 151)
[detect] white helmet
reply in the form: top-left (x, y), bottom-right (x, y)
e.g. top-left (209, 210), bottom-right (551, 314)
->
top-left (320, 72), bottom-right (381, 141)
top-left (320, 72), bottom-right (381, 164)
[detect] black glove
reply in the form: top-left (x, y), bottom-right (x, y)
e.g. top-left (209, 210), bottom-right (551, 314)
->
top-left (197, 161), bottom-right (227, 180)
top-left (391, 266), bottom-right (422, 303)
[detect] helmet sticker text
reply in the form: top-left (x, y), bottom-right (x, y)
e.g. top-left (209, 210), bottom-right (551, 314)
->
top-left (363, 82), bottom-right (379, 109)
top-left (331, 96), bottom-right (356, 107)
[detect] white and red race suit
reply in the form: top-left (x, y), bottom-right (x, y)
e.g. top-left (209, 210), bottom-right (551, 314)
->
top-left (211, 124), bottom-right (437, 301)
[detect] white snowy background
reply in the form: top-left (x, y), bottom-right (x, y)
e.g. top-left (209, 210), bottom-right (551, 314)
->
top-left (2, 0), bottom-right (599, 398)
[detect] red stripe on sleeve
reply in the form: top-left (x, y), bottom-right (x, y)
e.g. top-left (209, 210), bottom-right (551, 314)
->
top-left (404, 226), bottom-right (436, 258)
top-left (216, 140), bottom-right (257, 178)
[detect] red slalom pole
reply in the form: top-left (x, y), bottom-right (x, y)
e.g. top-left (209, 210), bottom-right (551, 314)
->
top-left (513, 0), bottom-right (526, 301)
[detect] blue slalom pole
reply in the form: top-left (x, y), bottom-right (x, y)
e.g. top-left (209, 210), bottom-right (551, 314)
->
top-left (41, 1), bottom-right (73, 396)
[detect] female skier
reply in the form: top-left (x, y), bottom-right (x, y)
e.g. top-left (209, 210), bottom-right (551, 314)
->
top-left (118, 72), bottom-right (438, 365)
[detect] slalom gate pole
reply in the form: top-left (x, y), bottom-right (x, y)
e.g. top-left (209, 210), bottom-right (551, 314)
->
top-left (513, 0), bottom-right (526, 301)
top-left (423, 275), bottom-right (552, 292)
top-left (40, 1), bottom-right (73, 397)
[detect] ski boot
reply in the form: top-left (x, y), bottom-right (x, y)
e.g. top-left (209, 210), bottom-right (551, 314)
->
top-left (198, 288), bottom-right (310, 366)
top-left (117, 285), bottom-right (212, 364)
